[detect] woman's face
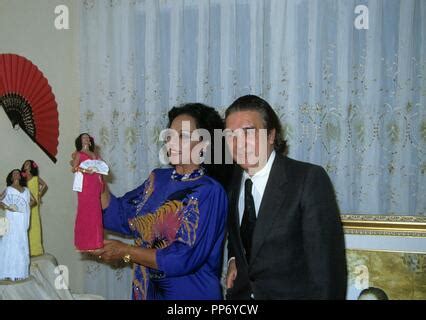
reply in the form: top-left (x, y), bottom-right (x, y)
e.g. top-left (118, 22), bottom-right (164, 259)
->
top-left (23, 161), bottom-right (31, 171)
top-left (81, 134), bottom-right (91, 148)
top-left (166, 114), bottom-right (201, 166)
top-left (12, 170), bottom-right (21, 182)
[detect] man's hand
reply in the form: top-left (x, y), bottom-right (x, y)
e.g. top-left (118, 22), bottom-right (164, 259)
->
top-left (226, 258), bottom-right (237, 289)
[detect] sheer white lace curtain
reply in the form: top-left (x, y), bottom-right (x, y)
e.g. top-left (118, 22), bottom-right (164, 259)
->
top-left (80, 0), bottom-right (425, 299)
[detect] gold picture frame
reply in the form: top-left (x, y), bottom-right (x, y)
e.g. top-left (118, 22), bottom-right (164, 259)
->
top-left (341, 215), bottom-right (426, 238)
top-left (346, 249), bottom-right (426, 300)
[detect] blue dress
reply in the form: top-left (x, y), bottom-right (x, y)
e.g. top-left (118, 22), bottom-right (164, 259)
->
top-left (103, 167), bottom-right (228, 300)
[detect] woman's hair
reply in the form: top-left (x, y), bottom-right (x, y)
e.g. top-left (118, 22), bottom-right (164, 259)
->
top-left (168, 103), bottom-right (233, 189)
top-left (75, 133), bottom-right (95, 152)
top-left (21, 160), bottom-right (39, 177)
top-left (225, 94), bottom-right (288, 154)
top-left (6, 169), bottom-right (27, 187)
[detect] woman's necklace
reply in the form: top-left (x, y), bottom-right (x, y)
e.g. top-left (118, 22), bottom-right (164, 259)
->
top-left (171, 167), bottom-right (205, 181)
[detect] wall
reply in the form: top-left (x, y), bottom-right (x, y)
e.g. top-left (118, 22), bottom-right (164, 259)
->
top-left (0, 0), bottom-right (84, 292)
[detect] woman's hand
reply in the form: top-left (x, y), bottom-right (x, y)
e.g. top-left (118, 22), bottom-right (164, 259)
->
top-left (1, 203), bottom-right (17, 212)
top-left (92, 240), bottom-right (158, 269)
top-left (0, 202), bottom-right (11, 211)
top-left (30, 193), bottom-right (37, 208)
top-left (91, 240), bottom-right (129, 263)
top-left (38, 177), bottom-right (48, 198)
top-left (75, 167), bottom-right (94, 174)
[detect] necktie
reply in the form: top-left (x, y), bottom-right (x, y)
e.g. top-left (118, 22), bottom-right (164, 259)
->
top-left (240, 178), bottom-right (256, 263)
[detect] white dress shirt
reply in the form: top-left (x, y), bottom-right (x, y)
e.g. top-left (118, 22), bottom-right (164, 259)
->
top-left (228, 150), bottom-right (276, 299)
top-left (238, 150), bottom-right (276, 225)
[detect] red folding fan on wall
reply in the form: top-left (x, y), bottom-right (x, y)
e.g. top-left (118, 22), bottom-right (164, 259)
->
top-left (0, 54), bottom-right (59, 163)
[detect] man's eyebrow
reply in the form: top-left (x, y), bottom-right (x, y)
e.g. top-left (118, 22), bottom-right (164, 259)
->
top-left (241, 126), bottom-right (256, 131)
top-left (224, 126), bottom-right (256, 134)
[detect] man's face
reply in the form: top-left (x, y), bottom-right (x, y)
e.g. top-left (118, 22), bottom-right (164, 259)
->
top-left (225, 110), bottom-right (275, 172)
top-left (358, 293), bottom-right (379, 300)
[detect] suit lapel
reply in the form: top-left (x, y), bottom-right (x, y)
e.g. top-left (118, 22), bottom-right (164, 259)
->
top-left (250, 154), bottom-right (288, 264)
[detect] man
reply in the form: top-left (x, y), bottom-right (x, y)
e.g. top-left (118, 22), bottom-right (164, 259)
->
top-left (224, 95), bottom-right (347, 299)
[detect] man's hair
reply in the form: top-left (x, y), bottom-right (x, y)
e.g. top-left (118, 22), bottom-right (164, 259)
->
top-left (359, 287), bottom-right (389, 300)
top-left (225, 95), bottom-right (288, 154)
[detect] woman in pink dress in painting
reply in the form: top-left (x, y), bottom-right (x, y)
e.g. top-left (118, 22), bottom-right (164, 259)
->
top-left (71, 133), bottom-right (104, 251)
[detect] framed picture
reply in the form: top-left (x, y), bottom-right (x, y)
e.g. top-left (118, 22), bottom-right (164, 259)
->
top-left (342, 215), bottom-right (426, 237)
top-left (346, 249), bottom-right (426, 300)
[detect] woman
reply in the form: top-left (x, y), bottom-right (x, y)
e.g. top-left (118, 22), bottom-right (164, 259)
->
top-left (0, 169), bottom-right (36, 281)
top-left (71, 133), bottom-right (104, 251)
top-left (21, 160), bottom-right (48, 256)
top-left (93, 103), bottom-right (230, 300)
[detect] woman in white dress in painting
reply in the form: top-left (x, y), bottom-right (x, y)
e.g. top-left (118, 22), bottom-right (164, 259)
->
top-left (0, 169), bottom-right (36, 281)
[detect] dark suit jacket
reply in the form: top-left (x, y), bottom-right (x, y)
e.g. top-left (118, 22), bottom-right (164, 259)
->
top-left (227, 153), bottom-right (347, 299)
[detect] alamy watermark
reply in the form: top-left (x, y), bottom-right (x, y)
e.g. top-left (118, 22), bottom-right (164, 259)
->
top-left (54, 5), bottom-right (69, 30)
top-left (354, 4), bottom-right (369, 30)
top-left (54, 264), bottom-right (69, 290)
